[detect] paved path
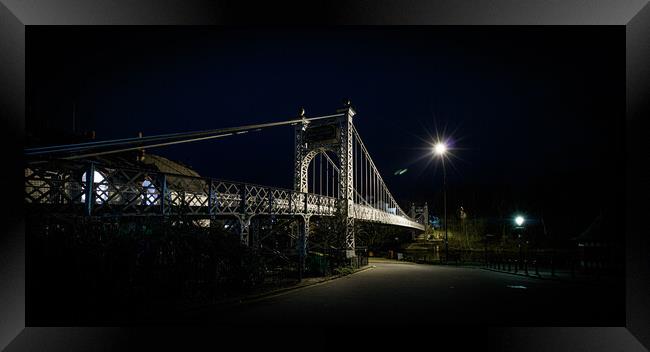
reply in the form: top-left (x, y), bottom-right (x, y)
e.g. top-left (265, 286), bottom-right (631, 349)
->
top-left (182, 261), bottom-right (624, 325)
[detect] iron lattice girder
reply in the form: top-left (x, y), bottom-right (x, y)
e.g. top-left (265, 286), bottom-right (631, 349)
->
top-left (26, 165), bottom-right (422, 232)
top-left (25, 160), bottom-right (423, 229)
top-left (24, 162), bottom-right (340, 218)
top-left (25, 104), bottom-right (426, 253)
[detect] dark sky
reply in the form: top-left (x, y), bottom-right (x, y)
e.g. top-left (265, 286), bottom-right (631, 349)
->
top-left (27, 27), bottom-right (624, 235)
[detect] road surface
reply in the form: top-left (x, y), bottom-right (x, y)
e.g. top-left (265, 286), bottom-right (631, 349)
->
top-left (183, 260), bottom-right (624, 326)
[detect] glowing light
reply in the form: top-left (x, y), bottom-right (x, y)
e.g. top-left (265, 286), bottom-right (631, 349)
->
top-left (515, 216), bottom-right (525, 226)
top-left (142, 179), bottom-right (158, 205)
top-left (433, 142), bottom-right (447, 156)
top-left (81, 171), bottom-right (108, 204)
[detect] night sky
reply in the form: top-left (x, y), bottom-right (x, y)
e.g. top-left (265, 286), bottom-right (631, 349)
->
top-left (27, 27), bottom-right (624, 236)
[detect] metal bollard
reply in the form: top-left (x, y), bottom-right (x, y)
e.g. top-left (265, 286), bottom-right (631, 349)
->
top-left (524, 259), bottom-right (528, 275)
top-left (551, 256), bottom-right (556, 277)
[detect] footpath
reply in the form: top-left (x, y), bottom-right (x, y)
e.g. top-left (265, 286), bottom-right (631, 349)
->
top-left (178, 264), bottom-right (375, 315)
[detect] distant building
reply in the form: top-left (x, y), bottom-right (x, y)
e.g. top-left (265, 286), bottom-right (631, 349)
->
top-left (25, 145), bottom-right (204, 212)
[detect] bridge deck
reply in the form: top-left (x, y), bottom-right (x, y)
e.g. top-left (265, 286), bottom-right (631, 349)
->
top-left (25, 161), bottom-right (424, 230)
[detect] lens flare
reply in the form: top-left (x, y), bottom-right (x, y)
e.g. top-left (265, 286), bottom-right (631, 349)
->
top-left (434, 142), bottom-right (447, 155)
top-left (515, 216), bottom-right (525, 226)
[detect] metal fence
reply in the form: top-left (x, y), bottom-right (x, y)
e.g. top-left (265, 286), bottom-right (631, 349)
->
top-left (400, 247), bottom-right (621, 279)
top-left (305, 247), bottom-right (369, 276)
top-left (485, 248), bottom-right (621, 278)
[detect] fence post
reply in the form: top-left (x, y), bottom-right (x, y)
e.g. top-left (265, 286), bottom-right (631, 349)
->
top-left (84, 163), bottom-right (95, 216)
top-left (160, 174), bottom-right (167, 215)
top-left (484, 240), bottom-right (488, 267)
top-left (551, 251), bottom-right (556, 277)
top-left (207, 179), bottom-right (213, 214)
top-left (524, 250), bottom-right (529, 275)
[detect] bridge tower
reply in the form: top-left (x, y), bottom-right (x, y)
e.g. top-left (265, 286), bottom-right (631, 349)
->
top-left (294, 101), bottom-right (356, 258)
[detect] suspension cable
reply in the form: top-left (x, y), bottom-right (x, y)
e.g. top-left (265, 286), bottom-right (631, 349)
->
top-left (352, 124), bottom-right (406, 217)
top-left (25, 113), bottom-right (345, 158)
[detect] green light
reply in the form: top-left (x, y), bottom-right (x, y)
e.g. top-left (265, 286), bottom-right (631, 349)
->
top-left (515, 216), bottom-right (524, 226)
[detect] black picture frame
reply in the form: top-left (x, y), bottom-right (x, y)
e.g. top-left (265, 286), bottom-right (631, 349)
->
top-left (1, 1), bottom-right (648, 350)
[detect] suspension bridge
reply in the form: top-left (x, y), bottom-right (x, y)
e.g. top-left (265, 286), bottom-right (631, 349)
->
top-left (24, 102), bottom-right (426, 264)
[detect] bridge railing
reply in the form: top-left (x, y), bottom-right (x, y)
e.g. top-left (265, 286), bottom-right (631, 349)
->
top-left (352, 203), bottom-right (424, 230)
top-left (25, 160), bottom-right (339, 218)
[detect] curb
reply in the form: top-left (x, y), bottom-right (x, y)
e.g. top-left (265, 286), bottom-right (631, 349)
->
top-left (242, 264), bottom-right (375, 304)
top-left (368, 259), bottom-right (416, 265)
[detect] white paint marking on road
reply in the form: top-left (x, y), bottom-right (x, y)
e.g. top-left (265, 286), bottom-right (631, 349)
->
top-left (506, 285), bottom-right (527, 289)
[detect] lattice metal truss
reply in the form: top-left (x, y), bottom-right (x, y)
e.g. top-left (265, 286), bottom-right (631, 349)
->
top-left (293, 104), bottom-right (424, 257)
top-left (26, 104), bottom-right (424, 252)
top-left (338, 106), bottom-right (356, 255)
top-left (25, 161), bottom-right (340, 245)
top-left (294, 104), bottom-right (359, 256)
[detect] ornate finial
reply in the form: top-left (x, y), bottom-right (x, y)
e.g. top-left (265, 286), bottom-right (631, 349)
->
top-left (298, 107), bottom-right (309, 131)
top-left (336, 99), bottom-right (355, 115)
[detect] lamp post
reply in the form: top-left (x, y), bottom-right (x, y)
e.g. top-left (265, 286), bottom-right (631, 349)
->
top-left (433, 142), bottom-right (448, 263)
top-left (514, 215), bottom-right (525, 271)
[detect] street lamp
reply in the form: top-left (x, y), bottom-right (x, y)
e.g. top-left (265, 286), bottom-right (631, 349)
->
top-left (433, 141), bottom-right (448, 263)
top-left (514, 215), bottom-right (525, 271)
top-left (434, 142), bottom-right (447, 156)
top-left (515, 216), bottom-right (524, 227)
